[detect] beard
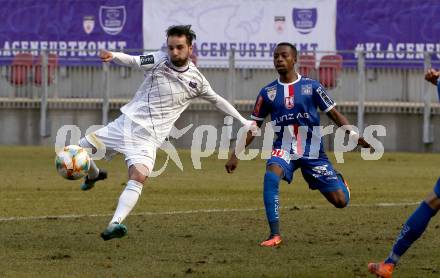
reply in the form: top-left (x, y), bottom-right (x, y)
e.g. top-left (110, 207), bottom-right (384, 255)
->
top-left (170, 57), bottom-right (189, 67)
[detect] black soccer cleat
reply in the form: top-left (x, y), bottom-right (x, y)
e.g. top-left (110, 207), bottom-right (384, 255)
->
top-left (80, 170), bottom-right (108, 191)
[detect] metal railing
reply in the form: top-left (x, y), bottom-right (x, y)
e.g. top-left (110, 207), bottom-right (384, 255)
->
top-left (0, 49), bottom-right (439, 141)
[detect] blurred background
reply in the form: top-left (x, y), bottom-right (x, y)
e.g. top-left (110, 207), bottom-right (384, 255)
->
top-left (0, 0), bottom-right (439, 152)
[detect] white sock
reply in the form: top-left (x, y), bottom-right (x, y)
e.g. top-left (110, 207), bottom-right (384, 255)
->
top-left (78, 138), bottom-right (99, 179)
top-left (110, 180), bottom-right (143, 224)
top-left (87, 159), bottom-right (99, 179)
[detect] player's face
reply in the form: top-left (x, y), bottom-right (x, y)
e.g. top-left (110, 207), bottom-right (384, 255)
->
top-left (273, 46), bottom-right (296, 75)
top-left (167, 35), bottom-right (192, 67)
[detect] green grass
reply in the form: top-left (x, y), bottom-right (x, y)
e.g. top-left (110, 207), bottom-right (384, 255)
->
top-left (1, 147), bottom-right (440, 277)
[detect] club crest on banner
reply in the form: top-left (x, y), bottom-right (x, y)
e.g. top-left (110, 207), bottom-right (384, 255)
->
top-left (99, 5), bottom-right (126, 35)
top-left (292, 8), bottom-right (317, 35)
top-left (284, 96), bottom-right (294, 109)
top-left (274, 16), bottom-right (286, 34)
top-left (83, 16), bottom-right (95, 34)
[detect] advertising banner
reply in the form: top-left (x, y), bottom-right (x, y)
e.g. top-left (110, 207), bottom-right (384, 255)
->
top-left (0, 0), bottom-right (143, 64)
top-left (143, 0), bottom-right (337, 68)
top-left (336, 0), bottom-right (440, 67)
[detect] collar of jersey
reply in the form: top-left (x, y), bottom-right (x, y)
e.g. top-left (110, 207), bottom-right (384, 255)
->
top-left (277, 74), bottom-right (302, 85)
top-left (165, 60), bottom-right (190, 73)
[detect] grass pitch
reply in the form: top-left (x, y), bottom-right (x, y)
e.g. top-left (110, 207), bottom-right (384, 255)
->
top-left (1, 147), bottom-right (439, 277)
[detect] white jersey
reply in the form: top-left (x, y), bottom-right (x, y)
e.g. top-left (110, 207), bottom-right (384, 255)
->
top-left (113, 51), bottom-right (222, 145)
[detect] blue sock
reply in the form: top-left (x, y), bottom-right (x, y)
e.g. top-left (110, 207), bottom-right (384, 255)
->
top-left (263, 171), bottom-right (281, 235)
top-left (385, 201), bottom-right (437, 265)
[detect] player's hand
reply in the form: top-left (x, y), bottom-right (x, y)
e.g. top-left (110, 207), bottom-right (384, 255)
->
top-left (225, 154), bottom-right (238, 174)
top-left (425, 69), bottom-right (439, 85)
top-left (357, 137), bottom-right (371, 149)
top-left (244, 120), bottom-right (259, 136)
top-left (99, 49), bottom-right (114, 63)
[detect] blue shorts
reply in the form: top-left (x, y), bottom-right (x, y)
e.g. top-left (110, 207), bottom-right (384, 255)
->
top-left (267, 150), bottom-right (345, 193)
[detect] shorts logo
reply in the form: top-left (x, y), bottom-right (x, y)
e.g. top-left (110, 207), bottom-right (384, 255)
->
top-left (99, 5), bottom-right (126, 35)
top-left (292, 8), bottom-right (317, 35)
top-left (301, 84), bottom-right (312, 95)
top-left (140, 55), bottom-right (154, 65)
top-left (284, 96), bottom-right (294, 109)
top-left (271, 149), bottom-right (290, 162)
top-left (311, 164), bottom-right (333, 178)
top-left (83, 16), bottom-right (95, 35)
top-left (267, 87), bottom-right (277, 101)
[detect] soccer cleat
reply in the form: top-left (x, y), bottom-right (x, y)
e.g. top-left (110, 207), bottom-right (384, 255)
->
top-left (367, 262), bottom-right (394, 278)
top-left (260, 234), bottom-right (282, 247)
top-left (100, 222), bottom-right (128, 241)
top-left (80, 170), bottom-right (107, 191)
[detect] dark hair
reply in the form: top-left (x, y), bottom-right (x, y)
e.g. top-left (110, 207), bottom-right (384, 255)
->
top-left (166, 25), bottom-right (197, 46)
top-left (276, 42), bottom-right (297, 57)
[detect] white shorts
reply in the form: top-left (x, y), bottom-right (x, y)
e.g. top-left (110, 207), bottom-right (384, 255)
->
top-left (83, 114), bottom-right (158, 172)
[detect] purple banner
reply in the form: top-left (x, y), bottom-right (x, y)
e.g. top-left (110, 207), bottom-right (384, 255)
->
top-left (0, 0), bottom-right (143, 64)
top-left (336, 0), bottom-right (440, 67)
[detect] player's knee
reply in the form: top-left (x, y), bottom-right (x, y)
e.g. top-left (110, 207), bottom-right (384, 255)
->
top-left (128, 164), bottom-right (149, 184)
top-left (266, 164), bottom-right (284, 178)
top-left (333, 199), bottom-right (348, 209)
top-left (130, 172), bottom-right (147, 184)
top-left (424, 191), bottom-right (440, 211)
top-left (330, 190), bottom-right (349, 208)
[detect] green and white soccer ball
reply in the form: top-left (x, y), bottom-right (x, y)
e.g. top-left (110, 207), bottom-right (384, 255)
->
top-left (55, 145), bottom-right (90, 180)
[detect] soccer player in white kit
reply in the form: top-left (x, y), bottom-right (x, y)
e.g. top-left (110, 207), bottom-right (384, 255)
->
top-left (78, 25), bottom-right (254, 240)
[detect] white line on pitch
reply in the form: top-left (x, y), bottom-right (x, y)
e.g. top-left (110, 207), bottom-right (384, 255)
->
top-left (0, 202), bottom-right (420, 222)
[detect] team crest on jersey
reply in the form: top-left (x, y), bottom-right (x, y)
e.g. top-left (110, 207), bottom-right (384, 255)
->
top-left (267, 87), bottom-right (277, 101)
top-left (284, 96), bottom-right (294, 109)
top-left (301, 84), bottom-right (312, 95)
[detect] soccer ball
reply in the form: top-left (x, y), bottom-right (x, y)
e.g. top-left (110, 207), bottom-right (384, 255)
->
top-left (55, 145), bottom-right (90, 180)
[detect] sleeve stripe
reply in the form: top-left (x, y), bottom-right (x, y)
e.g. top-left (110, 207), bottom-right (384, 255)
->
top-left (323, 103), bottom-right (336, 113)
top-left (251, 115), bottom-right (264, 121)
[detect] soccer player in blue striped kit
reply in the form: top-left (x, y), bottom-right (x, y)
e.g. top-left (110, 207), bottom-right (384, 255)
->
top-left (368, 68), bottom-right (440, 278)
top-left (225, 42), bottom-right (371, 247)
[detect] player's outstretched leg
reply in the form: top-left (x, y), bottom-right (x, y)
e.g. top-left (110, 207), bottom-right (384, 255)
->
top-left (101, 222), bottom-right (128, 241)
top-left (319, 171), bottom-right (350, 209)
top-left (368, 178), bottom-right (440, 277)
top-left (260, 165), bottom-right (283, 247)
top-left (78, 137), bottom-right (108, 191)
top-left (101, 164), bottom-right (147, 241)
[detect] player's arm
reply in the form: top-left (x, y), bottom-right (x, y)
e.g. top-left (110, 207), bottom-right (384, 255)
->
top-left (99, 49), bottom-right (165, 70)
top-left (424, 69), bottom-right (440, 100)
top-left (198, 81), bottom-right (256, 128)
top-left (225, 91), bottom-right (269, 173)
top-left (313, 82), bottom-right (370, 148)
top-left (326, 107), bottom-right (370, 148)
top-left (225, 128), bottom-right (260, 173)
